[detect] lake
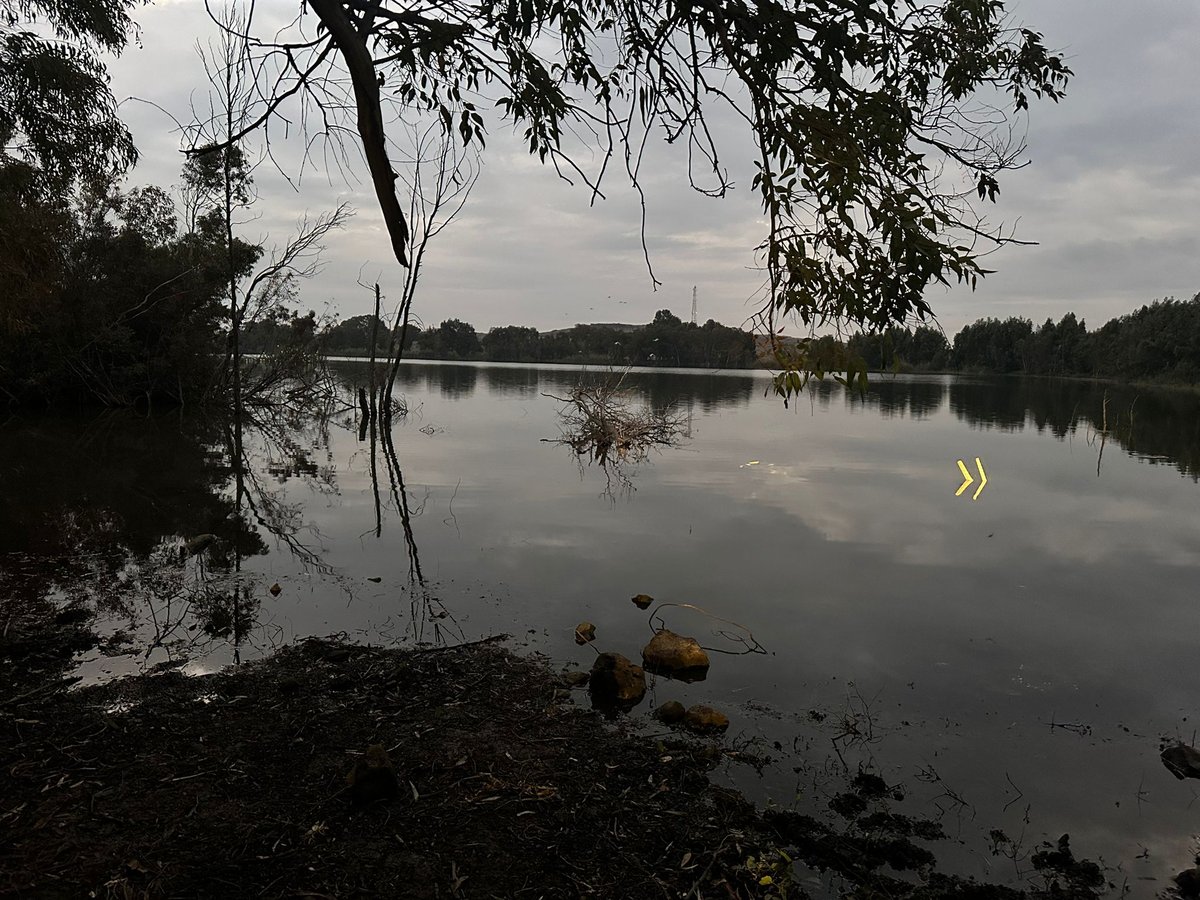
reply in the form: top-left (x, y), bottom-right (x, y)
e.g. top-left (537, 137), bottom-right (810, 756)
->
top-left (4, 363), bottom-right (1200, 894)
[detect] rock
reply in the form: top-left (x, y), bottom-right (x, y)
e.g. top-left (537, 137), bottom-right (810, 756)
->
top-left (278, 678), bottom-right (302, 696)
top-left (269, 582), bottom-right (282, 597)
top-left (642, 629), bottom-right (709, 680)
top-left (589, 652), bottom-right (646, 707)
top-left (563, 671), bottom-right (590, 688)
top-left (1162, 743), bottom-right (1200, 780)
top-left (1176, 868), bottom-right (1200, 899)
top-left (655, 700), bottom-right (687, 725)
top-left (574, 622), bottom-right (596, 645)
top-left (347, 744), bottom-right (400, 805)
top-left (631, 593), bottom-right (654, 609)
top-left (684, 704), bottom-right (729, 734)
top-left (553, 688), bottom-right (571, 701)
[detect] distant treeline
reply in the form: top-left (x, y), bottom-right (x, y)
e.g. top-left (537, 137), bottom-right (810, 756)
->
top-left (244, 294), bottom-right (1200, 385)
top-left (248, 308), bottom-right (760, 369)
top-left (824, 294), bottom-right (1200, 385)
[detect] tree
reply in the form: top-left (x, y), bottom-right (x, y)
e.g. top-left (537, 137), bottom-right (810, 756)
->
top-left (1088, 297), bottom-right (1200, 383)
top-left (652, 310), bottom-right (683, 329)
top-left (198, 0), bottom-right (1069, 391)
top-left (952, 317), bottom-right (1033, 373)
top-left (378, 122), bottom-right (479, 415)
top-left (323, 314), bottom-right (389, 354)
top-left (432, 319), bottom-right (481, 358)
top-left (1, 0), bottom-right (138, 193)
top-left (183, 3), bottom-right (351, 408)
top-left (482, 325), bottom-right (540, 361)
top-left (903, 326), bottom-right (951, 371)
top-left (0, 164), bottom-right (244, 405)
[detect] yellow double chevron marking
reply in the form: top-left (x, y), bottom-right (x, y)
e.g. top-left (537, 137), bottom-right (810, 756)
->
top-left (955, 457), bottom-right (988, 501)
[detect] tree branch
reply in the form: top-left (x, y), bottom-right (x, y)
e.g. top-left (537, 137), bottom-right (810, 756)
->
top-left (306, 0), bottom-right (410, 267)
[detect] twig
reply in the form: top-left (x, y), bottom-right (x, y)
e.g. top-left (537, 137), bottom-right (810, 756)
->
top-left (415, 634), bottom-right (509, 654)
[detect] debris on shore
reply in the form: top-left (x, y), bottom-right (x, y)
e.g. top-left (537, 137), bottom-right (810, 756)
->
top-left (1, 636), bottom-right (771, 898)
top-left (1, 615), bottom-right (1114, 899)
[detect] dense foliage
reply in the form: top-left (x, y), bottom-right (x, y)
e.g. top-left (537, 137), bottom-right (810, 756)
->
top-left (0, 164), bottom-right (259, 405)
top-left (0, 156), bottom-right (333, 406)
top-left (812, 297), bottom-right (1200, 385)
top-left (950, 297), bottom-right (1200, 383)
top-left (1, 0), bottom-right (138, 192)
top-left (426, 319), bottom-right (483, 359)
top-left (847, 326), bottom-right (952, 372)
top-left (322, 310), bottom-right (758, 368)
top-left (312, 296), bottom-right (1200, 385)
top-left (292, 313), bottom-right (416, 358)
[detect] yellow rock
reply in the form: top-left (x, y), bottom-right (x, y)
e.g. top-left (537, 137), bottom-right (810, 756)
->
top-left (642, 629), bottom-right (709, 676)
top-left (589, 652), bottom-right (646, 706)
top-left (684, 705), bottom-right (729, 734)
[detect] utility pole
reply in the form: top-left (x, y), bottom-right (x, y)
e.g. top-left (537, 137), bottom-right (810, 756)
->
top-left (690, 285), bottom-right (697, 324)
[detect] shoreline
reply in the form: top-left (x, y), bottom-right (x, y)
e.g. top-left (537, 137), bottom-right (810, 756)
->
top-left (1, 604), bottom-right (1110, 899)
top-left (331, 355), bottom-right (1200, 393)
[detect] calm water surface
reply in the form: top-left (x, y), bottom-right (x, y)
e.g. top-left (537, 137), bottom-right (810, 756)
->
top-left (4, 363), bottom-right (1200, 893)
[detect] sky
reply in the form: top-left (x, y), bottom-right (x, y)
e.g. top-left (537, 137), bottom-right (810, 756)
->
top-left (106, 1), bottom-right (1200, 337)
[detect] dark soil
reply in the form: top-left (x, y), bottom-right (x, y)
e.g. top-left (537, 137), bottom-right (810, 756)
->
top-left (2, 634), bottom-right (782, 899)
top-left (1, 622), bottom-right (1114, 899)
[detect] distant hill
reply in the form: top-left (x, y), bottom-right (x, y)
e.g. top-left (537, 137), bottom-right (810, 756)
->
top-left (540, 323), bottom-right (644, 336)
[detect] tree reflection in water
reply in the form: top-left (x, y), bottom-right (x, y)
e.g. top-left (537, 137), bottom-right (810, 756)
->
top-left (805, 373), bottom-right (1199, 480)
top-left (357, 370), bottom-right (463, 647)
top-left (0, 400), bottom-right (357, 672)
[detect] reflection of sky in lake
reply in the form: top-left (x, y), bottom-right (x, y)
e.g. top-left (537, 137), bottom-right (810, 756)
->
top-left (4, 364), bottom-right (1200, 891)
top-left (304, 365), bottom-right (1200, 888)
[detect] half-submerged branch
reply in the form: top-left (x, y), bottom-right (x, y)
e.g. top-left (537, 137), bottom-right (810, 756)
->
top-left (543, 370), bottom-right (688, 479)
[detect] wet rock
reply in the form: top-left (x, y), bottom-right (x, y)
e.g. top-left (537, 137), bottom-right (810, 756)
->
top-left (684, 705), bottom-right (729, 734)
top-left (269, 582), bottom-right (282, 597)
top-left (631, 593), bottom-right (654, 609)
top-left (553, 688), bottom-right (571, 701)
top-left (1175, 867), bottom-right (1200, 899)
top-left (574, 622), bottom-right (596, 645)
top-left (655, 700), bottom-right (686, 725)
top-left (563, 671), bottom-right (590, 688)
top-left (347, 744), bottom-right (400, 805)
top-left (589, 653), bottom-right (646, 707)
top-left (1162, 742), bottom-right (1200, 780)
top-left (642, 629), bottom-right (709, 680)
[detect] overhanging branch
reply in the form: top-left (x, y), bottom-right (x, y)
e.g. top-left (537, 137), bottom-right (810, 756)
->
top-left (306, 0), bottom-right (410, 267)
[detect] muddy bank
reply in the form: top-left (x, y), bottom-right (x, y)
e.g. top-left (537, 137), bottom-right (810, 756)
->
top-left (1, 632), bottom-right (1112, 899)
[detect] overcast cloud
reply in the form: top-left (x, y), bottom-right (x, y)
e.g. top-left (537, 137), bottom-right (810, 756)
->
top-left (107, 1), bottom-right (1200, 336)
